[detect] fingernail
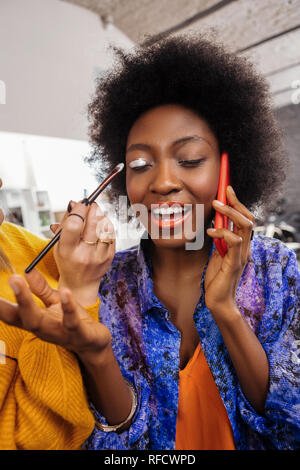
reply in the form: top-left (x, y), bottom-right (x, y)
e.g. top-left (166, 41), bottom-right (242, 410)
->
top-left (228, 186), bottom-right (235, 195)
top-left (9, 280), bottom-right (20, 295)
top-left (67, 200), bottom-right (74, 212)
top-left (50, 224), bottom-right (55, 231)
top-left (214, 200), bottom-right (224, 206)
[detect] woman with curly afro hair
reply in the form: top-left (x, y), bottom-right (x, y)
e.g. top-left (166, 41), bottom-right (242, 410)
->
top-left (83, 34), bottom-right (300, 450)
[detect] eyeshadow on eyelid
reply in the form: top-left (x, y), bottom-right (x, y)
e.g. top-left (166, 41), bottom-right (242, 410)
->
top-left (129, 158), bottom-right (147, 168)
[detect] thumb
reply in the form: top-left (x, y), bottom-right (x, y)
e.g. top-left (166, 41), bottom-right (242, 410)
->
top-left (60, 289), bottom-right (81, 331)
top-left (25, 268), bottom-right (60, 307)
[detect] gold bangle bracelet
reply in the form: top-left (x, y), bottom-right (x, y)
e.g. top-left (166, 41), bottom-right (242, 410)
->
top-left (95, 380), bottom-right (137, 433)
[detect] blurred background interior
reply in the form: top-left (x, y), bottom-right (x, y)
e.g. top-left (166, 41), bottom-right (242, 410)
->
top-left (0, 0), bottom-right (299, 251)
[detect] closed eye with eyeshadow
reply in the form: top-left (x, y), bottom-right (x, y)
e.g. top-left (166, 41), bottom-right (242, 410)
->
top-left (128, 158), bottom-right (150, 169)
top-left (128, 157), bottom-right (206, 170)
top-left (178, 158), bottom-right (206, 166)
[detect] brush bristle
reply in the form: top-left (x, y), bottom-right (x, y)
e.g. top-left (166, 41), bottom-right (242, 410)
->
top-left (115, 162), bottom-right (124, 172)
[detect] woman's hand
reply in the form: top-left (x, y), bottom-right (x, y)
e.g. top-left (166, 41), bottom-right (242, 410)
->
top-left (205, 187), bottom-right (269, 413)
top-left (0, 271), bottom-right (135, 423)
top-left (0, 270), bottom-right (111, 362)
top-left (205, 185), bottom-right (255, 322)
top-left (52, 200), bottom-right (115, 306)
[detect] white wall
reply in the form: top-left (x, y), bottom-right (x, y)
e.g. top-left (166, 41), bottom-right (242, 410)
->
top-left (0, 130), bottom-right (141, 250)
top-left (0, 131), bottom-right (98, 211)
top-left (0, 0), bottom-right (134, 141)
top-left (0, 0), bottom-right (139, 249)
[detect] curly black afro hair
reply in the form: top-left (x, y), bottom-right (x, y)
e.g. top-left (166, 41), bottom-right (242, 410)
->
top-left (87, 34), bottom-right (286, 211)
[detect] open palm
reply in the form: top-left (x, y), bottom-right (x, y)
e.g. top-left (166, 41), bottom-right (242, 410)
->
top-left (0, 269), bottom-right (111, 359)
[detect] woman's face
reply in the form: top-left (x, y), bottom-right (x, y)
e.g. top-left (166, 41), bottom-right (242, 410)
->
top-left (125, 104), bottom-right (221, 248)
top-left (0, 179), bottom-right (4, 226)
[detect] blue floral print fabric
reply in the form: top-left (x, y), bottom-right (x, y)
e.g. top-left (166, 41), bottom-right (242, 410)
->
top-left (84, 235), bottom-right (300, 450)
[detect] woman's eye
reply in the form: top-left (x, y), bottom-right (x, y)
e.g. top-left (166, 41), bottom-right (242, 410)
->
top-left (128, 158), bottom-right (151, 171)
top-left (179, 158), bottom-right (206, 166)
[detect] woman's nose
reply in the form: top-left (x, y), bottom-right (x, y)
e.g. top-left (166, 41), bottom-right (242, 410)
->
top-left (149, 161), bottom-right (183, 195)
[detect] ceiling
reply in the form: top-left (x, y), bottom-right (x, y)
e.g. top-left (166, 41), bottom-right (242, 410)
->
top-left (61, 0), bottom-right (300, 108)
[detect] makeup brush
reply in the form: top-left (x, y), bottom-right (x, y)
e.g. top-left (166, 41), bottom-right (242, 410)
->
top-left (25, 163), bottom-right (124, 273)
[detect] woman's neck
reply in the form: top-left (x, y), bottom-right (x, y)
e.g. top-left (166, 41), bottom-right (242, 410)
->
top-left (150, 234), bottom-right (212, 284)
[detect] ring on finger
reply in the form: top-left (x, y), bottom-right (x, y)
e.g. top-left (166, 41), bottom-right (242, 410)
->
top-left (99, 239), bottom-right (114, 245)
top-left (81, 238), bottom-right (98, 245)
top-left (98, 231), bottom-right (115, 245)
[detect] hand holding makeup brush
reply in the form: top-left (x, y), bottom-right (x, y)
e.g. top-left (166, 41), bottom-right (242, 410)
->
top-left (51, 200), bottom-right (115, 307)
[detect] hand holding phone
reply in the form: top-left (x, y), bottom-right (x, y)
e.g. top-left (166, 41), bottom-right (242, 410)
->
top-left (214, 152), bottom-right (230, 257)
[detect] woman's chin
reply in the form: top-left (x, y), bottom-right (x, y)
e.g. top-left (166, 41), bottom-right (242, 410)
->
top-left (149, 232), bottom-right (199, 250)
top-left (144, 210), bottom-right (207, 249)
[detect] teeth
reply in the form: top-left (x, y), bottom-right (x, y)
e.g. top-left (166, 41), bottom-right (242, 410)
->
top-left (152, 206), bottom-right (184, 216)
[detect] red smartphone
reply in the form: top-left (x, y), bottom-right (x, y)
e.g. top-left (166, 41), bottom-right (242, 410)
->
top-left (214, 152), bottom-right (230, 257)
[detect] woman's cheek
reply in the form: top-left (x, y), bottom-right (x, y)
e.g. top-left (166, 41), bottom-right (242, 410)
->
top-left (126, 177), bottom-right (150, 230)
top-left (190, 171), bottom-right (218, 202)
top-left (126, 178), bottom-right (135, 205)
top-left (126, 174), bottom-right (144, 205)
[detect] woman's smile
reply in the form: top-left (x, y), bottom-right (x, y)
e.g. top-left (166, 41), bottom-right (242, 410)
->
top-left (149, 201), bottom-right (193, 230)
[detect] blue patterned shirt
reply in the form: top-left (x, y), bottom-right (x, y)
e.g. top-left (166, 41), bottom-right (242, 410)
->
top-left (85, 235), bottom-right (300, 450)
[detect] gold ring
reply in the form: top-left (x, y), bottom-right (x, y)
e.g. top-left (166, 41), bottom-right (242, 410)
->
top-left (81, 238), bottom-right (98, 245)
top-left (98, 231), bottom-right (114, 245)
top-left (99, 238), bottom-right (114, 245)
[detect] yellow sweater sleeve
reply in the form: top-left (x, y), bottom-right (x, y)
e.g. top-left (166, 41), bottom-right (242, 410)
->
top-left (0, 223), bottom-right (99, 449)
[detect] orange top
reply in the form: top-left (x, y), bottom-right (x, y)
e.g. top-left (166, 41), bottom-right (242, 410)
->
top-left (175, 343), bottom-right (236, 450)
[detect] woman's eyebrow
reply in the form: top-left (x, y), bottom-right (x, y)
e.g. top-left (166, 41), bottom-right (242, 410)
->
top-left (172, 135), bottom-right (213, 148)
top-left (126, 143), bottom-right (151, 153)
top-left (126, 135), bottom-right (214, 153)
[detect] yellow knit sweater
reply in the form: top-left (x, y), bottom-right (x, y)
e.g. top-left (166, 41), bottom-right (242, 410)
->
top-left (0, 222), bottom-right (98, 450)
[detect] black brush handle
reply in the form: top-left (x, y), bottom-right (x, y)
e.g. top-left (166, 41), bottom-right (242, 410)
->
top-left (25, 228), bottom-right (62, 273)
top-left (24, 163), bottom-right (124, 273)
